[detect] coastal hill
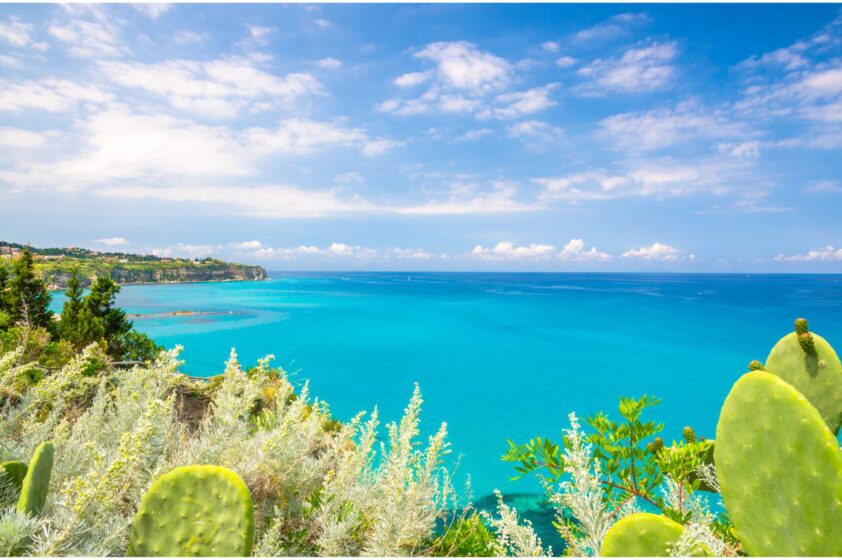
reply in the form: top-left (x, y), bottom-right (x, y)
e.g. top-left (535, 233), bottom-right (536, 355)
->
top-left (0, 241), bottom-right (267, 289)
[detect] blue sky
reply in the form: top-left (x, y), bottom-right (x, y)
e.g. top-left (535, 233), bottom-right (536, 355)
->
top-left (1, 3), bottom-right (841, 271)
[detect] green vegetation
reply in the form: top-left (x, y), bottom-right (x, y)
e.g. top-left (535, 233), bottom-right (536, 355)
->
top-left (503, 318), bottom-right (842, 556)
top-left (16, 442), bottom-right (53, 517)
top-left (716, 371), bottom-right (842, 556)
top-left (0, 247), bottom-right (161, 373)
top-left (0, 299), bottom-right (840, 555)
top-left (601, 513), bottom-right (705, 557)
top-left (128, 465), bottom-right (255, 557)
top-left (1, 241), bottom-right (267, 290)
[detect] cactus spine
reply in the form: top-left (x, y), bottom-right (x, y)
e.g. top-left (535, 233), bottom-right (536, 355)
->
top-left (16, 442), bottom-right (53, 516)
top-left (128, 465), bottom-right (254, 557)
top-left (715, 371), bottom-right (842, 556)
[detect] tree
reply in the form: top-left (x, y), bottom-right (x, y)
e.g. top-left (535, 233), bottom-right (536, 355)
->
top-left (84, 276), bottom-right (132, 357)
top-left (5, 247), bottom-right (53, 330)
top-left (59, 269), bottom-right (104, 349)
top-left (0, 261), bottom-right (9, 329)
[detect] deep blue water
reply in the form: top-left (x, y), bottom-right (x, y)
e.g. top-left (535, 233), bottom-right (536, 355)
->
top-left (50, 273), bottom-right (842, 514)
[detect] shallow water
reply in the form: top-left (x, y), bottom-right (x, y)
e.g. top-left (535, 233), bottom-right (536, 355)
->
top-left (50, 272), bottom-right (842, 539)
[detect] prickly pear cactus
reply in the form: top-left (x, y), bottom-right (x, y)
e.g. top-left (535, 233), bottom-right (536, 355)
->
top-left (128, 465), bottom-right (254, 557)
top-left (0, 461), bottom-right (28, 493)
top-left (716, 371), bottom-right (842, 556)
top-left (765, 318), bottom-right (842, 434)
top-left (16, 442), bottom-right (54, 516)
top-left (601, 513), bottom-right (708, 557)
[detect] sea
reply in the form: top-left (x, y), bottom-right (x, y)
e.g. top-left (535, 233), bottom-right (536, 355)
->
top-left (49, 272), bottom-right (842, 544)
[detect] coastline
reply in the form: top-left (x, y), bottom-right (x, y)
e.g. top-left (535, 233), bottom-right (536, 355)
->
top-left (47, 275), bottom-right (268, 292)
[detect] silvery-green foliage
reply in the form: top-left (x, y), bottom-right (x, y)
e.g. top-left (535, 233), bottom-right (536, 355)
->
top-left (546, 412), bottom-right (618, 556)
top-left (0, 344), bottom-right (455, 556)
top-left (480, 490), bottom-right (545, 557)
top-left (0, 507), bottom-right (38, 556)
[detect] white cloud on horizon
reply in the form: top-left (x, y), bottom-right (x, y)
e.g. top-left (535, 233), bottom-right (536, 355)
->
top-left (622, 242), bottom-right (693, 262)
top-left (774, 246), bottom-right (842, 262)
top-left (471, 238), bottom-right (610, 261)
top-left (94, 236), bottom-right (129, 246)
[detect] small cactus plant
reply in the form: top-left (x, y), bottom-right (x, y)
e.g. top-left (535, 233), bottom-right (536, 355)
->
top-left (601, 513), bottom-right (708, 556)
top-left (127, 465), bottom-right (254, 557)
top-left (0, 461), bottom-right (28, 494)
top-left (764, 318), bottom-right (842, 434)
top-left (715, 371), bottom-right (842, 556)
top-left (16, 441), bottom-right (53, 516)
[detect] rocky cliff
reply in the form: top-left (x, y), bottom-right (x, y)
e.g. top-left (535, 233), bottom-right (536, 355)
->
top-left (1, 241), bottom-right (268, 290)
top-left (39, 262), bottom-right (267, 289)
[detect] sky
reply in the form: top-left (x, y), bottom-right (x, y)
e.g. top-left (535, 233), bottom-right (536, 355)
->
top-left (1, 3), bottom-right (841, 272)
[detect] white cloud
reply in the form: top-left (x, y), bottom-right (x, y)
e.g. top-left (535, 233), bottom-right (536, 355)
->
top-left (507, 120), bottom-right (563, 142)
top-left (572, 12), bottom-right (650, 44)
top-left (774, 246), bottom-right (842, 262)
top-left (578, 41), bottom-right (678, 94)
top-left (718, 141), bottom-right (760, 158)
top-left (458, 128), bottom-right (494, 141)
top-left (471, 238), bottom-right (610, 261)
top-left (316, 57), bottom-right (342, 70)
top-left (416, 41), bottom-right (512, 92)
top-left (600, 101), bottom-right (746, 151)
top-left (96, 185), bottom-right (376, 218)
top-left (541, 41), bottom-right (560, 53)
top-left (362, 138), bottom-right (403, 156)
top-left (379, 41), bottom-right (533, 119)
top-left (53, 109), bottom-right (251, 184)
top-left (2, 107), bottom-right (400, 193)
top-left (396, 181), bottom-right (541, 215)
top-left (0, 16), bottom-right (38, 48)
top-left (622, 242), bottom-right (693, 262)
top-left (0, 54), bottom-right (23, 68)
top-left (173, 30), bottom-right (207, 45)
top-left (394, 71), bottom-right (433, 87)
top-left (0, 79), bottom-right (113, 112)
top-left (48, 14), bottom-right (125, 58)
top-left (805, 179), bottom-right (842, 193)
top-left (555, 56), bottom-right (577, 68)
top-left (0, 127), bottom-right (48, 149)
top-left (229, 240), bottom-right (263, 249)
top-left (247, 118), bottom-right (398, 156)
top-left (149, 243), bottom-right (220, 259)
top-left (243, 243), bottom-right (436, 262)
top-left (380, 80), bottom-right (557, 121)
top-left (334, 171), bottom-right (363, 183)
top-left (478, 83), bottom-right (559, 119)
top-left (733, 14), bottom-right (842, 133)
top-left (533, 158), bottom-right (747, 204)
top-left (95, 236), bottom-right (129, 246)
top-left (133, 4), bottom-right (172, 19)
top-left (98, 58), bottom-right (325, 117)
top-left (471, 241), bottom-right (556, 260)
top-left (313, 18), bottom-right (331, 29)
top-left (390, 248), bottom-right (434, 260)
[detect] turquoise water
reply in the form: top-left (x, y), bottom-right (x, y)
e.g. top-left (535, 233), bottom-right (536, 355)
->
top-left (50, 273), bottom-right (842, 507)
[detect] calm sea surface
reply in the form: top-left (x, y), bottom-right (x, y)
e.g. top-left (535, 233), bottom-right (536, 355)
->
top-left (49, 272), bottom-right (842, 536)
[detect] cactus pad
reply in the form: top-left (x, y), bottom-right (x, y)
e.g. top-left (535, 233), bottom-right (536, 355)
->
top-left (0, 461), bottom-right (28, 494)
top-left (16, 441), bottom-right (53, 516)
top-left (765, 320), bottom-right (842, 434)
top-left (716, 372), bottom-right (842, 556)
top-left (601, 513), bottom-right (707, 556)
top-left (128, 465), bottom-right (254, 557)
